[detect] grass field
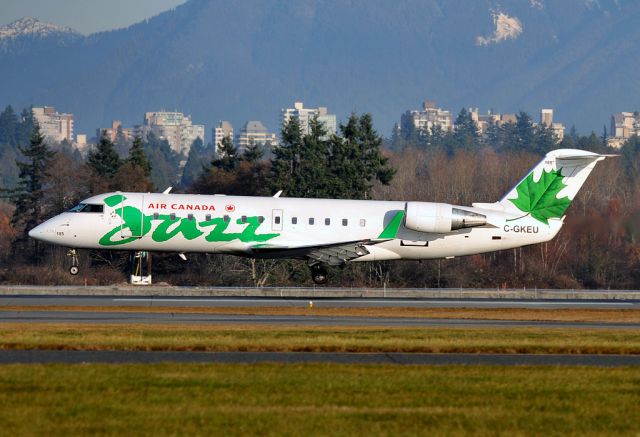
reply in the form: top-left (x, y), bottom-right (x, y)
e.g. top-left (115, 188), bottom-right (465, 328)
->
top-left (5, 305), bottom-right (640, 322)
top-left (0, 363), bottom-right (638, 436)
top-left (2, 323), bottom-right (640, 354)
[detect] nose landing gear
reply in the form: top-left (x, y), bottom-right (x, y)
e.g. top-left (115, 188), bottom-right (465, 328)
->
top-left (310, 264), bottom-right (328, 285)
top-left (67, 249), bottom-right (79, 275)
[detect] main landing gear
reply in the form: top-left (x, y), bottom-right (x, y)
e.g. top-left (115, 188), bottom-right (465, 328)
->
top-left (67, 249), bottom-right (79, 275)
top-left (310, 263), bottom-right (328, 285)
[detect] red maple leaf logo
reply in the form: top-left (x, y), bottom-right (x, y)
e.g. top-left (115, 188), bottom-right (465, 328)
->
top-left (225, 204), bottom-right (235, 212)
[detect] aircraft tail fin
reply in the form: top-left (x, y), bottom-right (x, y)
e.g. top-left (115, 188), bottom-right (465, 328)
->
top-left (475, 149), bottom-right (612, 225)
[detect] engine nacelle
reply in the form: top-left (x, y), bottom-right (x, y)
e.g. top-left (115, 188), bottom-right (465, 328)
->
top-left (404, 202), bottom-right (487, 234)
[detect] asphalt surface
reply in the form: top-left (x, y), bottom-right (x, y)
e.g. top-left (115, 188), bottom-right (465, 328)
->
top-left (0, 310), bottom-right (638, 329)
top-left (2, 295), bottom-right (640, 309)
top-left (1, 350), bottom-right (639, 366)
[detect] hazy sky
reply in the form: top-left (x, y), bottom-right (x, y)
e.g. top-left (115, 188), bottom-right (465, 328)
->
top-left (1, 0), bottom-right (187, 34)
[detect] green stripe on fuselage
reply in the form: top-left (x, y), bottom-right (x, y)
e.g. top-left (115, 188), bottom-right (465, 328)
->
top-left (378, 211), bottom-right (405, 239)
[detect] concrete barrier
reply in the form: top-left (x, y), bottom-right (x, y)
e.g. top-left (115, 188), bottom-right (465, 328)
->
top-left (0, 285), bottom-right (639, 300)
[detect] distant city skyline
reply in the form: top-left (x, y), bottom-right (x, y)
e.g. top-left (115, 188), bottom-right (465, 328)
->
top-left (0, 0), bottom-right (186, 34)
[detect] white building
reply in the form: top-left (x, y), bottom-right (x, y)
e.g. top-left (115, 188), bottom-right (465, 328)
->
top-left (539, 108), bottom-right (565, 142)
top-left (236, 121), bottom-right (277, 151)
top-left (32, 106), bottom-right (74, 143)
top-left (609, 111), bottom-right (640, 148)
top-left (400, 101), bottom-right (453, 135)
top-left (281, 101), bottom-right (337, 138)
top-left (213, 121), bottom-right (233, 147)
top-left (136, 111), bottom-right (205, 155)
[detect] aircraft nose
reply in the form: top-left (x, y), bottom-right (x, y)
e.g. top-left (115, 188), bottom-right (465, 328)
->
top-left (28, 223), bottom-right (45, 240)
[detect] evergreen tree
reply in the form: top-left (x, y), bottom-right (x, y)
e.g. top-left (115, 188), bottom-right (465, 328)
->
top-left (0, 105), bottom-right (18, 146)
top-left (17, 107), bottom-right (35, 147)
top-left (180, 137), bottom-right (211, 187)
top-left (212, 135), bottom-right (238, 171)
top-left (242, 140), bottom-right (264, 163)
top-left (533, 123), bottom-right (557, 154)
top-left (569, 125), bottom-right (579, 142)
top-left (452, 108), bottom-right (480, 151)
top-left (11, 124), bottom-right (55, 236)
top-left (271, 117), bottom-right (305, 196)
top-left (128, 136), bottom-right (151, 176)
top-left (87, 132), bottom-right (121, 179)
top-left (144, 132), bottom-right (182, 190)
top-left (515, 111), bottom-right (535, 150)
top-left (329, 113), bottom-right (395, 199)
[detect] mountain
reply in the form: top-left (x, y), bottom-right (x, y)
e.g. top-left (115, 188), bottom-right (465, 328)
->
top-left (0, 0), bottom-right (638, 138)
top-left (0, 17), bottom-right (82, 53)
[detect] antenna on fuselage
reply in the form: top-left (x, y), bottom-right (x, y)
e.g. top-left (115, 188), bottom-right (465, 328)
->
top-left (162, 187), bottom-right (172, 194)
top-left (273, 190), bottom-right (283, 198)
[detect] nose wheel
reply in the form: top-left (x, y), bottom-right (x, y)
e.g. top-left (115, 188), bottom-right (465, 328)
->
top-left (67, 249), bottom-right (79, 275)
top-left (310, 264), bottom-right (328, 285)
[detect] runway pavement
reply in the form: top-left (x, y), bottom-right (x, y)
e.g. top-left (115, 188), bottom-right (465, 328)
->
top-left (2, 295), bottom-right (640, 309)
top-left (0, 350), bottom-right (639, 366)
top-left (0, 309), bottom-right (638, 329)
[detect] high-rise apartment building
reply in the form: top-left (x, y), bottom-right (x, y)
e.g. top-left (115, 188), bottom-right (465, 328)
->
top-left (32, 106), bottom-right (74, 143)
top-left (136, 111), bottom-right (205, 155)
top-left (400, 101), bottom-right (453, 135)
top-left (281, 101), bottom-right (337, 138)
top-left (609, 112), bottom-right (640, 148)
top-left (97, 120), bottom-right (135, 143)
top-left (539, 108), bottom-right (565, 142)
top-left (213, 121), bottom-right (233, 147)
top-left (236, 121), bottom-right (277, 150)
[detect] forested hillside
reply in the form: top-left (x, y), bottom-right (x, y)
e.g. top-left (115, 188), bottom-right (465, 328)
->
top-left (1, 0), bottom-right (639, 135)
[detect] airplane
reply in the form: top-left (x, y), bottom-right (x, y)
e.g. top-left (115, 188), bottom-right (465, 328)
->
top-left (29, 149), bottom-right (610, 284)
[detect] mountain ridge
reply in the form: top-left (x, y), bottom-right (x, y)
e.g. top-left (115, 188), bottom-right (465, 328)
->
top-left (0, 0), bottom-right (637, 138)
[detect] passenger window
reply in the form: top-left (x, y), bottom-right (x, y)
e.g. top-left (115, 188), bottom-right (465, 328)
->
top-left (170, 213), bottom-right (176, 221)
top-left (205, 214), bottom-right (211, 221)
top-left (360, 219), bottom-right (366, 227)
top-left (309, 218), bottom-right (315, 225)
top-left (258, 216), bottom-right (264, 223)
top-left (153, 212), bottom-right (159, 220)
top-left (325, 218), bottom-right (330, 226)
top-left (275, 216), bottom-right (281, 224)
top-left (187, 214), bottom-right (194, 221)
top-left (342, 219), bottom-right (348, 226)
top-left (241, 215), bottom-right (247, 223)
top-left (224, 215), bottom-right (230, 223)
top-left (292, 217), bottom-right (297, 225)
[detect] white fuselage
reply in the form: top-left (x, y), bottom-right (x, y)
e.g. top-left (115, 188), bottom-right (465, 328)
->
top-left (29, 191), bottom-right (561, 262)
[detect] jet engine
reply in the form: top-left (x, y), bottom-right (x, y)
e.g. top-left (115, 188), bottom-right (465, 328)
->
top-left (404, 202), bottom-right (487, 234)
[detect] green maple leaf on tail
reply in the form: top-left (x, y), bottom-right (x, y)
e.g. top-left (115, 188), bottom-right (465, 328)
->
top-left (509, 168), bottom-right (571, 225)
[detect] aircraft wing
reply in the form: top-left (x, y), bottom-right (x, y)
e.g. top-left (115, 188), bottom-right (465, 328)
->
top-left (250, 239), bottom-right (382, 265)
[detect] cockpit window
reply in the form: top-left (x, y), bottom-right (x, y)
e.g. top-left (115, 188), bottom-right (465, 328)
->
top-left (69, 203), bottom-right (104, 213)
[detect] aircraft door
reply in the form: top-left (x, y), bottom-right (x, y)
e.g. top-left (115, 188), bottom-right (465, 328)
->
top-left (120, 194), bottom-right (146, 238)
top-left (272, 209), bottom-right (283, 232)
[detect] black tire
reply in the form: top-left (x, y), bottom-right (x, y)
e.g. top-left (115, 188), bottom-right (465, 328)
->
top-left (311, 266), bottom-right (328, 285)
top-left (69, 266), bottom-right (79, 275)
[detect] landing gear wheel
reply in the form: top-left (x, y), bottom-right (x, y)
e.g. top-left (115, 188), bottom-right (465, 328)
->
top-left (311, 264), bottom-right (328, 285)
top-left (67, 249), bottom-right (79, 276)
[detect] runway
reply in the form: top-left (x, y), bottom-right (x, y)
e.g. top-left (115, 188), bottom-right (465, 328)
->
top-left (0, 350), bottom-right (638, 366)
top-left (0, 309), bottom-right (638, 329)
top-left (2, 295), bottom-right (639, 309)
